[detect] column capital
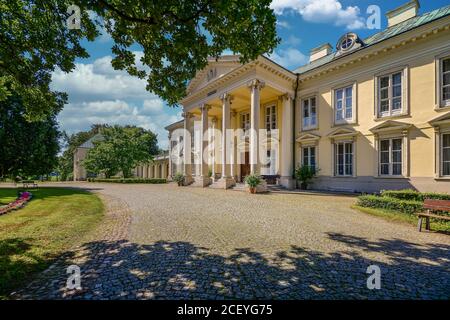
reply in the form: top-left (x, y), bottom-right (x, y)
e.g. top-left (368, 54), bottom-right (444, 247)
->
top-left (433, 125), bottom-right (440, 133)
top-left (220, 93), bottom-right (233, 103)
top-left (211, 116), bottom-right (218, 124)
top-left (247, 79), bottom-right (265, 91)
top-left (200, 104), bottom-right (212, 112)
top-left (231, 111), bottom-right (237, 118)
top-left (182, 111), bottom-right (193, 119)
top-left (278, 93), bottom-right (293, 101)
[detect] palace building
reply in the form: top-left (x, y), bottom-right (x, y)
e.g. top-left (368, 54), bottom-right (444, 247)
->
top-left (165, 0), bottom-right (450, 193)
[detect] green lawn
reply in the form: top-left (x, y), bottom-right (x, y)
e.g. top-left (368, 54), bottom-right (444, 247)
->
top-left (0, 189), bottom-right (17, 205)
top-left (353, 205), bottom-right (450, 233)
top-left (0, 187), bottom-right (104, 299)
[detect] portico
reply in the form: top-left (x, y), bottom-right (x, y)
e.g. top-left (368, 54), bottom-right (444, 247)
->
top-left (177, 55), bottom-right (297, 189)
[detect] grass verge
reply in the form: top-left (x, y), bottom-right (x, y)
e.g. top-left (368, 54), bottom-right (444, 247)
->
top-left (0, 187), bottom-right (104, 299)
top-left (352, 205), bottom-right (450, 233)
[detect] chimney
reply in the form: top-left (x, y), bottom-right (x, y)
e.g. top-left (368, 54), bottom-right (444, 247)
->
top-left (309, 43), bottom-right (332, 63)
top-left (386, 0), bottom-right (420, 28)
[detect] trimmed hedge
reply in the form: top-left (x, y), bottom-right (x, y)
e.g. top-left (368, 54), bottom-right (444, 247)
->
top-left (88, 178), bottom-right (167, 184)
top-left (357, 195), bottom-right (423, 215)
top-left (380, 189), bottom-right (450, 201)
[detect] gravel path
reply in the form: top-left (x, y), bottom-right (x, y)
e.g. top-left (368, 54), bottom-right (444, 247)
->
top-left (11, 182), bottom-right (450, 299)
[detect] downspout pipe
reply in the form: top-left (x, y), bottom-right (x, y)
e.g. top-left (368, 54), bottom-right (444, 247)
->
top-left (292, 73), bottom-right (300, 185)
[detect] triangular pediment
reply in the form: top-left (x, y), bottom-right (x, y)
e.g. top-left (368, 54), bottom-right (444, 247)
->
top-left (369, 120), bottom-right (412, 133)
top-left (296, 133), bottom-right (321, 143)
top-left (327, 127), bottom-right (359, 139)
top-left (186, 56), bottom-right (242, 94)
top-left (429, 112), bottom-right (450, 127)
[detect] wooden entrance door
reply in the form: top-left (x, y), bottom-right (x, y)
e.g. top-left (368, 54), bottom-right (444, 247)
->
top-left (240, 152), bottom-right (250, 182)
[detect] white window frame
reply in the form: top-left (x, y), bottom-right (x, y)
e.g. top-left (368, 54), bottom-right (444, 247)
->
top-left (265, 104), bottom-right (277, 132)
top-left (331, 81), bottom-right (358, 125)
top-left (241, 112), bottom-right (250, 136)
top-left (375, 67), bottom-right (409, 118)
top-left (441, 132), bottom-right (450, 177)
top-left (437, 55), bottom-right (450, 109)
top-left (334, 141), bottom-right (354, 177)
top-left (301, 96), bottom-right (317, 131)
top-left (302, 146), bottom-right (316, 169)
top-left (379, 138), bottom-right (403, 177)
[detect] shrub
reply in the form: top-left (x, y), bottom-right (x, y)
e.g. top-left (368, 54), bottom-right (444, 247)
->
top-left (294, 165), bottom-right (319, 189)
top-left (380, 189), bottom-right (450, 201)
top-left (173, 173), bottom-right (185, 186)
top-left (88, 178), bottom-right (166, 184)
top-left (357, 195), bottom-right (423, 215)
top-left (244, 174), bottom-right (262, 188)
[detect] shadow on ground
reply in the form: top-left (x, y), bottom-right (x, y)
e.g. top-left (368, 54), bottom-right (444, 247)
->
top-left (15, 233), bottom-right (450, 300)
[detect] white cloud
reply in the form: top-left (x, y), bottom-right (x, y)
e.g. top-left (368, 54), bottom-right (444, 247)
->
top-left (267, 47), bottom-right (308, 69)
top-left (52, 55), bottom-right (181, 149)
top-left (271, 0), bottom-right (366, 30)
top-left (276, 20), bottom-right (291, 29)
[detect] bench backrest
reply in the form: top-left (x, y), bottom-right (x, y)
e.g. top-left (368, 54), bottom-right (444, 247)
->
top-left (423, 199), bottom-right (450, 212)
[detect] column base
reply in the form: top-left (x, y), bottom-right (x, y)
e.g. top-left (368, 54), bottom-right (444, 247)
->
top-left (212, 177), bottom-right (236, 189)
top-left (193, 176), bottom-right (212, 187)
top-left (183, 175), bottom-right (194, 186)
top-left (278, 176), bottom-right (296, 190)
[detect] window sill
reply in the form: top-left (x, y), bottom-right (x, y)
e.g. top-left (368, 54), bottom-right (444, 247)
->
top-left (332, 175), bottom-right (357, 179)
top-left (434, 105), bottom-right (450, 111)
top-left (434, 177), bottom-right (450, 181)
top-left (374, 176), bottom-right (409, 180)
top-left (333, 120), bottom-right (356, 126)
top-left (301, 127), bottom-right (318, 132)
top-left (374, 113), bottom-right (410, 121)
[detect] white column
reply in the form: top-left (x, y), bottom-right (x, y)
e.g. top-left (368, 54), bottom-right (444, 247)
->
top-left (279, 93), bottom-right (295, 189)
top-left (248, 79), bottom-right (265, 175)
top-left (217, 93), bottom-right (236, 189)
top-left (183, 112), bottom-right (193, 185)
top-left (194, 104), bottom-right (211, 187)
top-left (143, 165), bottom-right (148, 179)
top-left (168, 133), bottom-right (173, 180)
top-left (230, 111), bottom-right (237, 180)
top-left (211, 117), bottom-right (217, 180)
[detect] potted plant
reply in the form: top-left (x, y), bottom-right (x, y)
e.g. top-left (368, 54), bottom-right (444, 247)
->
top-left (295, 165), bottom-right (319, 190)
top-left (173, 172), bottom-right (185, 186)
top-left (244, 174), bottom-right (262, 194)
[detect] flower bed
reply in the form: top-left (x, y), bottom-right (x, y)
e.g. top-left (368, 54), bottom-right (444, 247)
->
top-left (87, 178), bottom-right (167, 184)
top-left (0, 192), bottom-right (33, 216)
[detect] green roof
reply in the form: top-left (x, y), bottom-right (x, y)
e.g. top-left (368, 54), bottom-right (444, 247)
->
top-left (293, 5), bottom-right (450, 74)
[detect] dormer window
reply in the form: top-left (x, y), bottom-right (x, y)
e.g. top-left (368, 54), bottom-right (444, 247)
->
top-left (207, 68), bottom-right (217, 81)
top-left (336, 33), bottom-right (362, 56)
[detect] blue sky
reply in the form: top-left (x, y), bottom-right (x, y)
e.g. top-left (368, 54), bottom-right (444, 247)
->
top-left (53, 0), bottom-right (449, 148)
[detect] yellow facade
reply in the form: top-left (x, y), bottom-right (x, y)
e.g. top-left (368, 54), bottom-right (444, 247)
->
top-left (167, 2), bottom-right (450, 193)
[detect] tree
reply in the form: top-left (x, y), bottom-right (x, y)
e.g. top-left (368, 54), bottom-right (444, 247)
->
top-left (57, 124), bottom-right (108, 180)
top-left (1, 1), bottom-right (279, 119)
top-left (83, 125), bottom-right (159, 178)
top-left (0, 94), bottom-right (61, 179)
top-left (0, 0), bottom-right (98, 120)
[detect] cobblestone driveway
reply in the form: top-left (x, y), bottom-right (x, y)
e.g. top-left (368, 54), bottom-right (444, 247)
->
top-left (15, 183), bottom-right (450, 299)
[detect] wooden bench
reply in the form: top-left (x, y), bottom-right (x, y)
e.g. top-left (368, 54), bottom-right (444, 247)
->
top-left (21, 180), bottom-right (38, 189)
top-left (416, 199), bottom-right (450, 232)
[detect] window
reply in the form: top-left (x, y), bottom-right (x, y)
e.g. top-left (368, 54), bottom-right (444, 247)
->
top-left (335, 142), bottom-right (353, 176)
top-left (379, 138), bottom-right (403, 176)
top-left (442, 133), bottom-right (450, 176)
top-left (302, 97), bottom-right (317, 130)
top-left (265, 105), bottom-right (277, 131)
top-left (302, 146), bottom-right (316, 169)
top-left (378, 71), bottom-right (403, 117)
top-left (440, 57), bottom-right (450, 107)
top-left (241, 112), bottom-right (250, 135)
top-left (335, 86), bottom-right (353, 123)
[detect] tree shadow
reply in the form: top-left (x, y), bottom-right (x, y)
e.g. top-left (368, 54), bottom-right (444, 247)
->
top-left (15, 234), bottom-right (450, 300)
